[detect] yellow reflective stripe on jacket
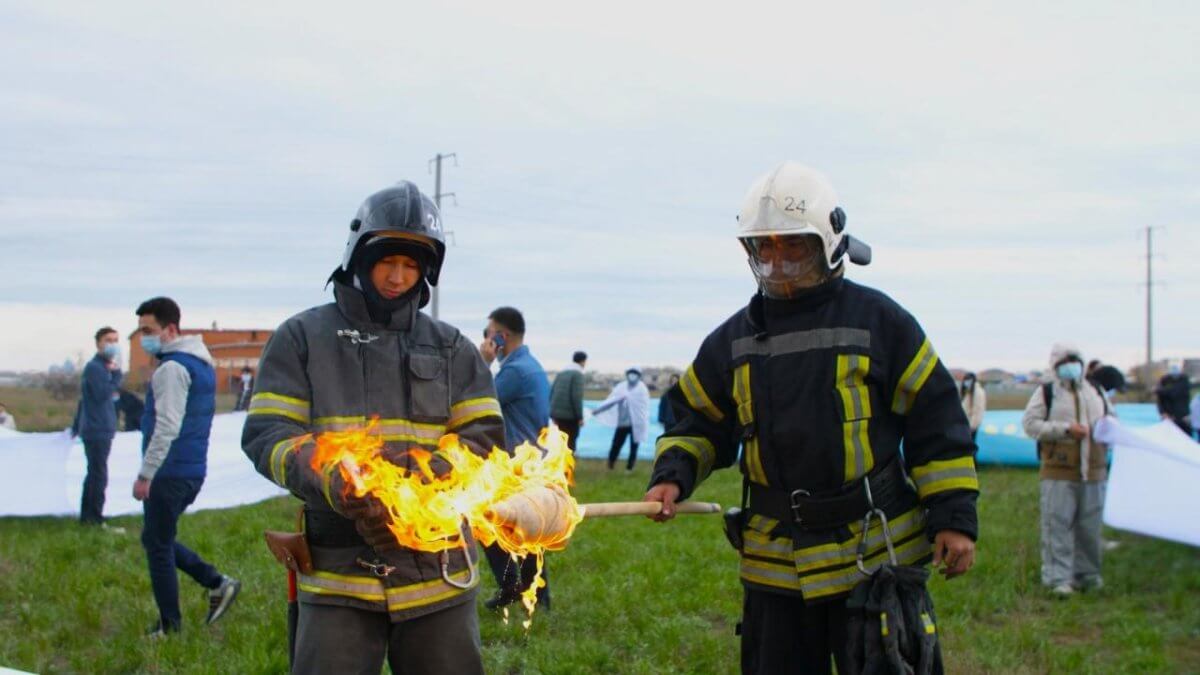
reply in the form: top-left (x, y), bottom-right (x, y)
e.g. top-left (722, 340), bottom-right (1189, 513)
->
top-left (909, 456), bottom-right (980, 499)
top-left (836, 354), bottom-right (874, 481)
top-left (313, 417), bottom-right (446, 446)
top-left (680, 364), bottom-right (725, 423)
top-left (655, 435), bottom-right (717, 480)
top-left (297, 568), bottom-right (477, 611)
top-left (744, 530), bottom-right (792, 562)
top-left (732, 364), bottom-right (768, 485)
top-left (791, 507), bottom-right (924, 574)
top-left (297, 570), bottom-right (387, 603)
top-left (386, 568), bottom-right (476, 611)
top-left (447, 397), bottom-right (502, 430)
top-left (800, 530), bottom-right (929, 600)
top-left (249, 393), bottom-right (311, 424)
top-left (268, 436), bottom-right (309, 487)
top-left (921, 612), bottom-right (936, 635)
top-left (892, 338), bottom-right (939, 415)
top-left (740, 556), bottom-right (804, 592)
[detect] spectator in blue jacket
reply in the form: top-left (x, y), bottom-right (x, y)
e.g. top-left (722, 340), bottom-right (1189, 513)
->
top-left (71, 326), bottom-right (123, 527)
top-left (133, 297), bottom-right (240, 636)
top-left (479, 306), bottom-right (552, 611)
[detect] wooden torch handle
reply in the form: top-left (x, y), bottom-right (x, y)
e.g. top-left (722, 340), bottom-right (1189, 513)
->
top-left (579, 501), bottom-right (722, 518)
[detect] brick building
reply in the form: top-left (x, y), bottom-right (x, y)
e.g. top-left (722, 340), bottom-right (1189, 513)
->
top-left (127, 324), bottom-right (274, 394)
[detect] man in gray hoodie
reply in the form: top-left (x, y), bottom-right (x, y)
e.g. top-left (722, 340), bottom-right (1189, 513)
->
top-left (133, 297), bottom-right (240, 636)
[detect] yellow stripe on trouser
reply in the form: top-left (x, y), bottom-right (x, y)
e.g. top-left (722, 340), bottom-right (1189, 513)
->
top-left (448, 397), bottom-right (502, 430)
top-left (891, 338), bottom-right (939, 415)
top-left (298, 568), bottom-right (477, 611)
top-left (656, 436), bottom-right (717, 480)
top-left (680, 364), bottom-right (725, 423)
top-left (909, 456), bottom-right (980, 499)
top-left (249, 393), bottom-right (311, 424)
top-left (836, 354), bottom-right (874, 481)
top-left (732, 364), bottom-right (767, 485)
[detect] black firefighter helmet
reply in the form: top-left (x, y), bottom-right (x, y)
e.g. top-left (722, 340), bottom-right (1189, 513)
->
top-left (335, 181), bottom-right (447, 286)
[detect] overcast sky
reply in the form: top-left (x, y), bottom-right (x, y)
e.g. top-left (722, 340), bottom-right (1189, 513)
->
top-left (1, 1), bottom-right (1197, 373)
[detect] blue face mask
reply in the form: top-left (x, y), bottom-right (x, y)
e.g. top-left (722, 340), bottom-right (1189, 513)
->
top-left (1056, 361), bottom-right (1083, 381)
top-left (140, 334), bottom-right (162, 356)
top-left (102, 343), bottom-right (120, 360)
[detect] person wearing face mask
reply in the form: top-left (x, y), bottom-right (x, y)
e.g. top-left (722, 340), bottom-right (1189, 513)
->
top-left (1021, 343), bottom-right (1113, 596)
top-left (234, 366), bottom-right (254, 411)
top-left (1154, 364), bottom-right (1192, 435)
top-left (133, 297), bottom-right (241, 636)
top-left (593, 368), bottom-right (652, 471)
top-left (642, 162), bottom-right (979, 674)
top-left (70, 326), bottom-right (124, 528)
top-left (0, 401), bottom-right (16, 431)
top-left (242, 183), bottom-right (504, 672)
top-left (960, 372), bottom-right (987, 441)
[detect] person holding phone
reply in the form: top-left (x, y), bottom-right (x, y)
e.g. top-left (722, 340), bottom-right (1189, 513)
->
top-left (478, 307), bottom-right (553, 611)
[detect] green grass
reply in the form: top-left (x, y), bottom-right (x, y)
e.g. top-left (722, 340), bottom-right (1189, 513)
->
top-left (1, 463), bottom-right (1197, 674)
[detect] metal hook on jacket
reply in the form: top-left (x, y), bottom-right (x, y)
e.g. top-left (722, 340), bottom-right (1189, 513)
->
top-left (337, 329), bottom-right (379, 345)
top-left (856, 474), bottom-right (898, 576)
top-left (440, 536), bottom-right (478, 589)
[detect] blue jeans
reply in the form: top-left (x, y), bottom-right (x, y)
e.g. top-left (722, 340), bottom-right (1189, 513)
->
top-left (141, 477), bottom-right (221, 628)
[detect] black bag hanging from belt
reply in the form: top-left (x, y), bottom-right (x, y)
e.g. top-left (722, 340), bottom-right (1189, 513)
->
top-left (843, 480), bottom-right (944, 674)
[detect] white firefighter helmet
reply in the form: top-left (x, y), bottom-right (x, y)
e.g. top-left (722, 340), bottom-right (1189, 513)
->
top-left (737, 161), bottom-right (871, 271)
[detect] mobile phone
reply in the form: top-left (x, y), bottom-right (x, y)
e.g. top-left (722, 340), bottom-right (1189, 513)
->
top-left (492, 333), bottom-right (507, 351)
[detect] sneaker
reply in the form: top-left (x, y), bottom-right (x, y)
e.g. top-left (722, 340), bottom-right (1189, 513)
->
top-left (145, 620), bottom-right (179, 639)
top-left (205, 575), bottom-right (241, 625)
top-left (1103, 539), bottom-right (1121, 552)
top-left (1077, 577), bottom-right (1105, 592)
top-left (1050, 583), bottom-right (1075, 597)
top-left (101, 523), bottom-right (127, 535)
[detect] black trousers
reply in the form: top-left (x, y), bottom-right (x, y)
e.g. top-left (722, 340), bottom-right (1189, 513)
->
top-left (80, 438), bottom-right (112, 524)
top-left (483, 543), bottom-right (551, 609)
top-left (552, 417), bottom-right (581, 454)
top-left (740, 588), bottom-right (850, 675)
top-left (607, 426), bottom-right (639, 470)
top-left (293, 599), bottom-right (483, 675)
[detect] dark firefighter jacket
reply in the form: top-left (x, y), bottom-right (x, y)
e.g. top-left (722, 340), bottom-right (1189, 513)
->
top-left (242, 281), bottom-right (505, 622)
top-left (651, 278), bottom-right (979, 602)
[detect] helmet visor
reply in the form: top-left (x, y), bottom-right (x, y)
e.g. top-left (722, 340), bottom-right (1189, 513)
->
top-left (741, 234), bottom-right (827, 299)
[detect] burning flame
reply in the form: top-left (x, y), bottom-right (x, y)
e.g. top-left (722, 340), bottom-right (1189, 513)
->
top-left (309, 421), bottom-right (583, 624)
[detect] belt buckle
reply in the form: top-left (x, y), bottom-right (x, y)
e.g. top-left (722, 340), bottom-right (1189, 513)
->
top-left (788, 488), bottom-right (811, 526)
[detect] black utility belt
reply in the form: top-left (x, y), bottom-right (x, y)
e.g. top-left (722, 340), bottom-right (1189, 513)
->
top-left (747, 457), bottom-right (908, 532)
top-left (304, 509), bottom-right (365, 548)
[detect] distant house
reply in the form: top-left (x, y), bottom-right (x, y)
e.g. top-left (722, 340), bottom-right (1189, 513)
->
top-left (128, 325), bottom-right (274, 394)
top-left (978, 369), bottom-right (1015, 386)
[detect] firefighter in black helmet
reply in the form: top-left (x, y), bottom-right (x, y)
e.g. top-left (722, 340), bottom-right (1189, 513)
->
top-left (243, 182), bottom-right (504, 674)
top-left (644, 162), bottom-right (979, 674)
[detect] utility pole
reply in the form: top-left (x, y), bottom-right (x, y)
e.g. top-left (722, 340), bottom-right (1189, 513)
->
top-left (428, 152), bottom-right (456, 320)
top-left (1145, 225), bottom-right (1153, 378)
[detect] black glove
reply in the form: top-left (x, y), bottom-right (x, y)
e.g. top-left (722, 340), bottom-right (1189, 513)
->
top-left (343, 494), bottom-right (401, 553)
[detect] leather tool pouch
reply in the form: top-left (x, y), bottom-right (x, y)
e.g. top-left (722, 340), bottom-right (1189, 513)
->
top-left (264, 509), bottom-right (313, 574)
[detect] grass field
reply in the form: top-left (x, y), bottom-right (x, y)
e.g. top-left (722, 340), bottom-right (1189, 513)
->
top-left (1, 461), bottom-right (1198, 674)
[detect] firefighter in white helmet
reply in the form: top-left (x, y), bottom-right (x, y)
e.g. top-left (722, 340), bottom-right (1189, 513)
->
top-left (644, 162), bottom-right (979, 674)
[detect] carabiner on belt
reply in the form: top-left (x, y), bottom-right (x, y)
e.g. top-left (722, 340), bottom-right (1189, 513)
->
top-left (356, 557), bottom-right (397, 578)
top-left (855, 474), bottom-right (898, 576)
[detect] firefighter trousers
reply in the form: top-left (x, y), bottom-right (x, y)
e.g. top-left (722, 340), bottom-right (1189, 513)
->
top-left (740, 587), bottom-right (850, 675)
top-left (292, 599), bottom-right (483, 675)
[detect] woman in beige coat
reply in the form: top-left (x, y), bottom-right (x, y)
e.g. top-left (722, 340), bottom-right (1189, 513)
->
top-left (960, 372), bottom-right (986, 440)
